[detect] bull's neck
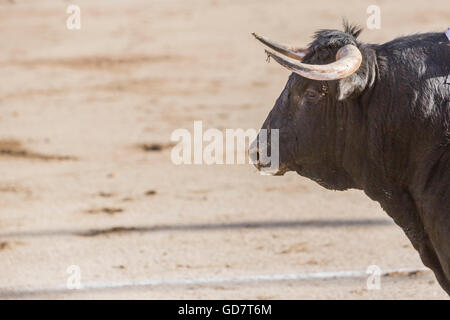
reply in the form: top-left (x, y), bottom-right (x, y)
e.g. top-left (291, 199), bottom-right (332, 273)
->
top-left (340, 46), bottom-right (381, 193)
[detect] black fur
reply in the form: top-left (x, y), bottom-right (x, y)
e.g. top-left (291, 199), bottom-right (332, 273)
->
top-left (251, 24), bottom-right (450, 294)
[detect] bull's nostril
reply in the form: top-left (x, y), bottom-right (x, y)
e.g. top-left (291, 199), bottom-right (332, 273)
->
top-left (248, 147), bottom-right (259, 164)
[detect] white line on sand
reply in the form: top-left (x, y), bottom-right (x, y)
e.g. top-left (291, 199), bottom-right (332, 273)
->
top-left (0, 267), bottom-right (430, 297)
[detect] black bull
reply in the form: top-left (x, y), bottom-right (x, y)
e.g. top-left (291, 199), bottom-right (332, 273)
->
top-left (249, 25), bottom-right (450, 294)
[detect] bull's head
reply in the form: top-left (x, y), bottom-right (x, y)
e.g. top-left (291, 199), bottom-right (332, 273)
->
top-left (249, 25), bottom-right (372, 190)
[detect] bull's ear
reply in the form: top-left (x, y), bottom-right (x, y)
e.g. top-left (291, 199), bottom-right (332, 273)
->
top-left (337, 72), bottom-right (368, 100)
top-left (337, 49), bottom-right (374, 100)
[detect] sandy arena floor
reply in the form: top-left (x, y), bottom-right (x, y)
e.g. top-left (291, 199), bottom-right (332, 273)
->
top-left (0, 0), bottom-right (448, 299)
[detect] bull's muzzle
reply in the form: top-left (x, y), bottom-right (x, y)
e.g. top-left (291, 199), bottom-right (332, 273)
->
top-left (248, 133), bottom-right (283, 176)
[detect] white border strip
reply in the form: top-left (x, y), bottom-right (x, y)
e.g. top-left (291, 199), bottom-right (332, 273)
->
top-left (82, 267), bottom-right (430, 290)
top-left (0, 267), bottom-right (430, 297)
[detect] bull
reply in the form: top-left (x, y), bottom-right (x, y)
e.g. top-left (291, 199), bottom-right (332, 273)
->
top-left (249, 23), bottom-right (450, 294)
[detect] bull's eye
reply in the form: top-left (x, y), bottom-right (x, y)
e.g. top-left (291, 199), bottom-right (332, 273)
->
top-left (304, 89), bottom-right (319, 101)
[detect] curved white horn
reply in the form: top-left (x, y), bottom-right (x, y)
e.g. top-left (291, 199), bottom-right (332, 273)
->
top-left (252, 32), bottom-right (307, 61)
top-left (265, 44), bottom-right (362, 81)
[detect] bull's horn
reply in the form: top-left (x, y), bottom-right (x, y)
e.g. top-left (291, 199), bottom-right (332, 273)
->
top-left (265, 44), bottom-right (362, 81)
top-left (252, 32), bottom-right (307, 61)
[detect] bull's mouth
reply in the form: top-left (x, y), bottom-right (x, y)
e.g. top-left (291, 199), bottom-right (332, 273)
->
top-left (252, 159), bottom-right (290, 176)
top-left (248, 142), bottom-right (289, 176)
top-left (263, 162), bottom-right (302, 176)
top-left (258, 165), bottom-right (288, 176)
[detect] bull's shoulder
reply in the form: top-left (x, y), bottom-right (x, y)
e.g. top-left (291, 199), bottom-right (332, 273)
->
top-left (376, 32), bottom-right (449, 70)
top-left (379, 32), bottom-right (447, 52)
top-left (373, 32), bottom-right (449, 118)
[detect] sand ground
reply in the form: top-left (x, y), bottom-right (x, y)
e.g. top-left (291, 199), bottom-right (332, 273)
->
top-left (0, 0), bottom-right (448, 299)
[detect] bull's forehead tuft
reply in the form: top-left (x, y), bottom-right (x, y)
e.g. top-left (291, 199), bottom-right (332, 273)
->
top-left (307, 22), bottom-right (361, 53)
top-left (303, 25), bottom-right (361, 64)
top-left (309, 29), bottom-right (358, 50)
